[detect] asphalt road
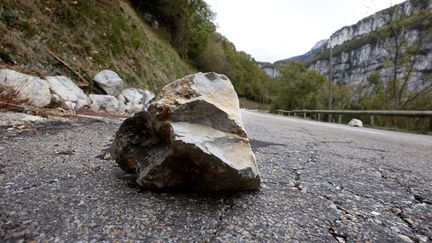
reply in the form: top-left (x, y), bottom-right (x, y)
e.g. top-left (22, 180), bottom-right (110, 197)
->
top-left (1, 110), bottom-right (431, 242)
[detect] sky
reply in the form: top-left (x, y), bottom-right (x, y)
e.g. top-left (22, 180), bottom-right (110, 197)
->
top-left (204, 0), bottom-right (406, 63)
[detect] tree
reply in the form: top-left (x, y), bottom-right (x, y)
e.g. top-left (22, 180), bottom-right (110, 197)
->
top-left (276, 61), bottom-right (326, 110)
top-left (130, 0), bottom-right (275, 104)
top-left (130, 0), bottom-right (215, 59)
top-left (383, 5), bottom-right (432, 108)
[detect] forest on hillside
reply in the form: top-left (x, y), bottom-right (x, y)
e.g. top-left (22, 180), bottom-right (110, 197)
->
top-left (129, 0), bottom-right (276, 103)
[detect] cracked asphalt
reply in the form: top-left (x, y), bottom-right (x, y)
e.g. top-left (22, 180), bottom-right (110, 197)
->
top-left (1, 110), bottom-right (431, 242)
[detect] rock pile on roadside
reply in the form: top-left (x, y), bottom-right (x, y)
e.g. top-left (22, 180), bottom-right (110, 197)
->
top-left (112, 72), bottom-right (261, 191)
top-left (0, 69), bottom-right (51, 107)
top-left (0, 69), bottom-right (154, 114)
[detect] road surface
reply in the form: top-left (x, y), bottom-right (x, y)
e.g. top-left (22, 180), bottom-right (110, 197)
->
top-left (1, 110), bottom-right (431, 242)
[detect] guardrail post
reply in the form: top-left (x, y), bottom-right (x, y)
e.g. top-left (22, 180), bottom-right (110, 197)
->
top-left (328, 114), bottom-right (332, 123)
top-left (304, 113), bottom-right (307, 119)
top-left (429, 117), bottom-right (432, 131)
top-left (338, 115), bottom-right (342, 124)
top-left (370, 116), bottom-right (375, 126)
top-left (317, 113), bottom-right (321, 121)
top-left (294, 112), bottom-right (296, 117)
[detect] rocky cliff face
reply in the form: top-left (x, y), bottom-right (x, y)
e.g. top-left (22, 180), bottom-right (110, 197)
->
top-left (325, 0), bottom-right (426, 49)
top-left (309, 0), bottom-right (432, 88)
top-left (272, 0), bottom-right (431, 90)
top-left (257, 62), bottom-right (281, 78)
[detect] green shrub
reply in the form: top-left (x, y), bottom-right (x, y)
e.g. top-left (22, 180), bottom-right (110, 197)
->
top-left (0, 46), bottom-right (14, 64)
top-left (0, 7), bottom-right (18, 27)
top-left (19, 21), bottom-right (37, 38)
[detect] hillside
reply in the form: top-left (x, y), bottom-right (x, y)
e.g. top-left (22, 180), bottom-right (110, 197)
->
top-left (0, 0), bottom-right (192, 92)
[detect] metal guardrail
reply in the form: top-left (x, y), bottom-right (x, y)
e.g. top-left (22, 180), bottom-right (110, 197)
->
top-left (277, 109), bottom-right (432, 127)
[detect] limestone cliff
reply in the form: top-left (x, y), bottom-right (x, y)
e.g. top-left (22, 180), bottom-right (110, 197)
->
top-left (277, 0), bottom-right (432, 89)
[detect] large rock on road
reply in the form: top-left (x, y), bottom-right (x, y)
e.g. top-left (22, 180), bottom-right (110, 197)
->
top-left (113, 72), bottom-right (261, 191)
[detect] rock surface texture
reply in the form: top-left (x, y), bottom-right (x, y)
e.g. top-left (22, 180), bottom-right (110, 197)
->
top-left (311, 1), bottom-right (431, 87)
top-left (0, 69), bottom-right (51, 107)
top-left (117, 88), bottom-right (155, 113)
top-left (93, 70), bottom-right (124, 96)
top-left (274, 0), bottom-right (431, 88)
top-left (46, 76), bottom-right (90, 109)
top-left (89, 94), bottom-right (119, 113)
top-left (348, 119), bottom-right (364, 127)
top-left (113, 72), bottom-right (261, 191)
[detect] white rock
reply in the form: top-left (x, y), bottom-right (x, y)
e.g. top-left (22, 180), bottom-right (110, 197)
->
top-left (140, 89), bottom-right (155, 104)
top-left (64, 101), bottom-right (77, 110)
top-left (348, 119), bottom-right (363, 127)
top-left (117, 88), bottom-right (155, 113)
top-left (93, 70), bottom-right (124, 96)
top-left (0, 112), bottom-right (46, 126)
top-left (113, 72), bottom-right (261, 191)
top-left (0, 69), bottom-right (51, 107)
top-left (46, 76), bottom-right (89, 109)
top-left (89, 94), bottom-right (119, 113)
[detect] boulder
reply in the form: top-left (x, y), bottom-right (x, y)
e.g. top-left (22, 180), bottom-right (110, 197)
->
top-left (117, 88), bottom-right (155, 113)
top-left (113, 72), bottom-right (261, 191)
top-left (93, 70), bottom-right (124, 96)
top-left (348, 119), bottom-right (363, 127)
top-left (89, 94), bottom-right (119, 113)
top-left (0, 69), bottom-right (51, 107)
top-left (46, 76), bottom-right (89, 110)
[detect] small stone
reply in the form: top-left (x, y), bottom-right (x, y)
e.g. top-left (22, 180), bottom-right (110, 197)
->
top-left (391, 207), bottom-right (402, 215)
top-left (390, 226), bottom-right (400, 233)
top-left (103, 151), bottom-right (112, 160)
top-left (399, 234), bottom-right (414, 243)
top-left (348, 119), bottom-right (363, 127)
top-left (336, 237), bottom-right (346, 243)
top-left (329, 203), bottom-right (338, 210)
top-left (416, 235), bottom-right (429, 242)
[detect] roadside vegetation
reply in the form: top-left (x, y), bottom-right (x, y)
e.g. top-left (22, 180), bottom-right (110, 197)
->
top-left (130, 0), bottom-right (276, 103)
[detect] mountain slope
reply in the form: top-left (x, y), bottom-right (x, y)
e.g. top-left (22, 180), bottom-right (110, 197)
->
top-left (276, 39), bottom-right (327, 64)
top-left (275, 0), bottom-right (431, 88)
top-left (0, 0), bottom-right (192, 92)
top-left (308, 0), bottom-right (431, 87)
